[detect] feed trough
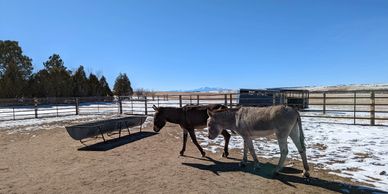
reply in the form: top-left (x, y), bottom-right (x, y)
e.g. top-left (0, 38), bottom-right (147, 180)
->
top-left (65, 115), bottom-right (147, 144)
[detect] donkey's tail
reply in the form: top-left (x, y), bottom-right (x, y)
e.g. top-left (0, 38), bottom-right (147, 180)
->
top-left (296, 110), bottom-right (306, 152)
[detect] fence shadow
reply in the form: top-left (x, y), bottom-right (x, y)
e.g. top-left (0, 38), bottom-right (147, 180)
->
top-left (182, 156), bottom-right (385, 194)
top-left (78, 131), bottom-right (158, 151)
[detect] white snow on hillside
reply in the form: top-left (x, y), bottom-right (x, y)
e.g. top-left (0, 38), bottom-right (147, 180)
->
top-left (298, 83), bottom-right (388, 91)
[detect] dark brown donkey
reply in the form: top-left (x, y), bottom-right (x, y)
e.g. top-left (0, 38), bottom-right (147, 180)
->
top-left (152, 104), bottom-right (231, 157)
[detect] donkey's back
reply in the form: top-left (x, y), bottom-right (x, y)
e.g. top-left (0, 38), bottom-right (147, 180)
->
top-left (182, 104), bottom-right (226, 127)
top-left (236, 105), bottom-right (299, 133)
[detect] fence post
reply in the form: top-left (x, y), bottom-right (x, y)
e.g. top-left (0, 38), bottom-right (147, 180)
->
top-left (13, 107), bottom-right (15, 120)
top-left (353, 92), bottom-right (356, 124)
top-left (279, 93), bottom-right (282, 104)
top-left (190, 95), bottom-right (192, 105)
top-left (229, 94), bottom-right (233, 108)
top-left (34, 98), bottom-right (38, 118)
top-left (144, 96), bottom-right (148, 115)
top-left (224, 94), bottom-right (227, 106)
top-left (281, 93), bottom-right (286, 105)
top-left (75, 98), bottom-right (79, 115)
top-left (179, 95), bottom-right (182, 107)
top-left (371, 91), bottom-right (375, 126)
top-left (119, 97), bottom-right (123, 114)
top-left (272, 93), bottom-right (276, 105)
top-left (131, 98), bottom-right (134, 113)
top-left (197, 95), bottom-right (200, 105)
top-left (323, 92), bottom-right (326, 114)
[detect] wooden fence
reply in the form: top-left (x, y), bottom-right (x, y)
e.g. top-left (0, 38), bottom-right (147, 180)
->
top-left (1, 90), bottom-right (388, 126)
top-left (305, 90), bottom-right (388, 125)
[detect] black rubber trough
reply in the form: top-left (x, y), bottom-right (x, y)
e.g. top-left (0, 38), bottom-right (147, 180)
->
top-left (65, 115), bottom-right (147, 144)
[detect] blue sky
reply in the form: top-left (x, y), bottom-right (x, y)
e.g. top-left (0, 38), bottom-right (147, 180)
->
top-left (1, 0), bottom-right (388, 91)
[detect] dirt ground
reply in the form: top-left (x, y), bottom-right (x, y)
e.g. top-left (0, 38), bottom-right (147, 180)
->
top-left (0, 122), bottom-right (385, 194)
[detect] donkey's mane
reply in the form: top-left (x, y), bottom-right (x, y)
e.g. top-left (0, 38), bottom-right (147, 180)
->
top-left (212, 108), bottom-right (239, 120)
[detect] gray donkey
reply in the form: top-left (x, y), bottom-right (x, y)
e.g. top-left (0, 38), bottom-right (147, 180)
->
top-left (207, 105), bottom-right (310, 177)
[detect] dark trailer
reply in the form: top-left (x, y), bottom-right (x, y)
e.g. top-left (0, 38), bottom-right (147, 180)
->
top-left (238, 88), bottom-right (309, 109)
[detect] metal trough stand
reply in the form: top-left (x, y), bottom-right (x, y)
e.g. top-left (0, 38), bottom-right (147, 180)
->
top-left (65, 115), bottom-right (147, 145)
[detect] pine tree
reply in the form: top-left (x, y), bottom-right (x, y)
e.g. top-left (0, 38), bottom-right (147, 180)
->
top-left (42, 54), bottom-right (72, 97)
top-left (28, 69), bottom-right (50, 97)
top-left (99, 76), bottom-right (113, 96)
top-left (0, 40), bottom-right (33, 98)
top-left (113, 73), bottom-right (133, 96)
top-left (72, 65), bottom-right (89, 97)
top-left (88, 73), bottom-right (100, 96)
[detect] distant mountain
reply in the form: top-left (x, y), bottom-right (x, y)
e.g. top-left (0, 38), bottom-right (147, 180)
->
top-left (169, 87), bottom-right (236, 93)
top-left (188, 87), bottom-right (230, 92)
top-left (167, 83), bottom-right (388, 93)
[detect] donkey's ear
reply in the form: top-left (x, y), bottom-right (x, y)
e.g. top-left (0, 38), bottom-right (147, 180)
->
top-left (221, 104), bottom-right (228, 110)
top-left (207, 109), bottom-right (214, 117)
top-left (152, 105), bottom-right (158, 111)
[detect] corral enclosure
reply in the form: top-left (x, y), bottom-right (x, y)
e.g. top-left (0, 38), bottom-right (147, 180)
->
top-left (1, 89), bottom-right (388, 125)
top-left (1, 90), bottom-right (388, 190)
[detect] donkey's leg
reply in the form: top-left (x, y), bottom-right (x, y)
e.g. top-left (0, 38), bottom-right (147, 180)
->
top-left (289, 125), bottom-right (310, 177)
top-left (239, 140), bottom-right (249, 167)
top-left (180, 128), bottom-right (189, 156)
top-left (221, 130), bottom-right (231, 157)
top-left (274, 136), bottom-right (289, 175)
top-left (188, 129), bottom-right (206, 157)
top-left (245, 138), bottom-right (260, 171)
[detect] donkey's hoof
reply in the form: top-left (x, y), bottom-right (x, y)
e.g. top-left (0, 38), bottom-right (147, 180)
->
top-left (180, 151), bottom-right (185, 156)
top-left (271, 168), bottom-right (281, 177)
top-left (253, 164), bottom-right (262, 171)
top-left (222, 152), bottom-right (229, 158)
top-left (303, 171), bottom-right (310, 178)
top-left (201, 152), bottom-right (206, 157)
top-left (239, 161), bottom-right (247, 168)
top-left (272, 171), bottom-right (280, 178)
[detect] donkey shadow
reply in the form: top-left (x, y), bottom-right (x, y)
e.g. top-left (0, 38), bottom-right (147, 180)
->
top-left (182, 156), bottom-right (386, 194)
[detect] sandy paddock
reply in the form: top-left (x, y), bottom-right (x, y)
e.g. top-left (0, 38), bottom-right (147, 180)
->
top-left (0, 120), bottom-right (385, 194)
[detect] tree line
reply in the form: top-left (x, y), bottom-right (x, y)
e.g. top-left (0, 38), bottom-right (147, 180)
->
top-left (0, 40), bottom-right (134, 98)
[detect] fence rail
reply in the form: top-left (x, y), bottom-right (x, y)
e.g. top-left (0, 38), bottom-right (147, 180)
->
top-left (1, 90), bottom-right (388, 126)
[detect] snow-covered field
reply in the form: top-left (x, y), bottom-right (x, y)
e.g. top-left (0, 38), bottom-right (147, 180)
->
top-left (196, 117), bottom-right (388, 191)
top-left (0, 114), bottom-right (115, 134)
top-left (301, 105), bottom-right (388, 126)
top-left (0, 98), bottom-right (236, 121)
